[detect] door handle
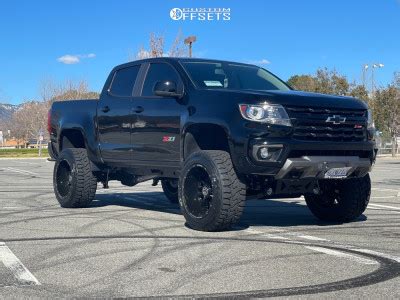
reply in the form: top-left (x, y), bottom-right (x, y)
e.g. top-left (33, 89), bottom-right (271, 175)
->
top-left (101, 106), bottom-right (110, 113)
top-left (134, 106), bottom-right (144, 113)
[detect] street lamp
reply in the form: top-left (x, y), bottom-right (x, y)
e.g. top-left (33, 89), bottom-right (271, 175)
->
top-left (362, 64), bottom-right (369, 88)
top-left (184, 36), bottom-right (197, 58)
top-left (362, 63), bottom-right (384, 94)
top-left (371, 63), bottom-right (384, 94)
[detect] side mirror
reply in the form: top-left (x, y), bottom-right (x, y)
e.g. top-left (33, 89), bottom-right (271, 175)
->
top-left (153, 81), bottom-right (182, 98)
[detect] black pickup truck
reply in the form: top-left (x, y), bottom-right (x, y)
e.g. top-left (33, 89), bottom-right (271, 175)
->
top-left (48, 57), bottom-right (376, 231)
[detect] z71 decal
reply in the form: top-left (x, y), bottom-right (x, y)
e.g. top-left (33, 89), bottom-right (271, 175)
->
top-left (162, 136), bottom-right (176, 142)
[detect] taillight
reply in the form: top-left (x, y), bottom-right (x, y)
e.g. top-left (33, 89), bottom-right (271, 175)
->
top-left (47, 110), bottom-right (51, 134)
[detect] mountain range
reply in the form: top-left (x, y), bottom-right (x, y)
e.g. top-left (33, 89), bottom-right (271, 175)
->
top-left (0, 103), bottom-right (20, 124)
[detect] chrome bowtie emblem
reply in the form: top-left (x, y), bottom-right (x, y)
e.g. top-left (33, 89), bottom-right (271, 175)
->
top-left (326, 115), bottom-right (346, 124)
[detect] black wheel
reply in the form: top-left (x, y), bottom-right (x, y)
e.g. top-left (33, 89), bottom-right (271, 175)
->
top-left (161, 179), bottom-right (179, 203)
top-left (53, 148), bottom-right (97, 208)
top-left (305, 174), bottom-right (371, 222)
top-left (178, 150), bottom-right (246, 231)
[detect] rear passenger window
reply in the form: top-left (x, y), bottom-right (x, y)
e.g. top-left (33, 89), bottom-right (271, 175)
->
top-left (109, 65), bottom-right (140, 97)
top-left (142, 63), bottom-right (180, 96)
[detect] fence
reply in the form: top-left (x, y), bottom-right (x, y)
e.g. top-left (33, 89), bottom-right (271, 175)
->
top-left (376, 136), bottom-right (399, 156)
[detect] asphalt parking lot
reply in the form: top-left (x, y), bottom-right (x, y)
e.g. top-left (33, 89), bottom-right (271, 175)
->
top-left (0, 157), bottom-right (399, 298)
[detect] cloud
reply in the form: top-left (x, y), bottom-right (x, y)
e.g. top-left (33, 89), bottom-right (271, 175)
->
top-left (57, 53), bottom-right (96, 64)
top-left (57, 55), bottom-right (80, 64)
top-left (248, 58), bottom-right (270, 65)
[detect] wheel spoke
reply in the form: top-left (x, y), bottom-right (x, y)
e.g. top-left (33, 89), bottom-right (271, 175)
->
top-left (183, 166), bottom-right (213, 218)
top-left (56, 160), bottom-right (72, 197)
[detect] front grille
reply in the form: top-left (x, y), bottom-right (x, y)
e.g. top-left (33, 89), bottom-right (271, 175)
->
top-left (285, 106), bottom-right (367, 142)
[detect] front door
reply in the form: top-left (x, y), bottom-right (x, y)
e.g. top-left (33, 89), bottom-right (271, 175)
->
top-left (97, 64), bottom-right (141, 163)
top-left (130, 62), bottom-right (184, 165)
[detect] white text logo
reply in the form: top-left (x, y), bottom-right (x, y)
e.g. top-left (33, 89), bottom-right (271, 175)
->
top-left (170, 8), bottom-right (231, 21)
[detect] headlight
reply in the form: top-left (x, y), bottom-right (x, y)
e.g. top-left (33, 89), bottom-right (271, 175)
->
top-left (239, 103), bottom-right (292, 126)
top-left (367, 109), bottom-right (374, 129)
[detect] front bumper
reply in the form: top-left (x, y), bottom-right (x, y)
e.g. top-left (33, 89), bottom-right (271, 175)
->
top-left (230, 136), bottom-right (376, 176)
top-left (274, 156), bottom-right (371, 179)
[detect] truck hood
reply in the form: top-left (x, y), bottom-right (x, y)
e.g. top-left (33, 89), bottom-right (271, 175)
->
top-left (205, 89), bottom-right (368, 110)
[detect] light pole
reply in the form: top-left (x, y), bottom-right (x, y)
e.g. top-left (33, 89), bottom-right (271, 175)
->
top-left (362, 64), bottom-right (369, 88)
top-left (184, 36), bottom-right (197, 58)
top-left (371, 63), bottom-right (384, 94)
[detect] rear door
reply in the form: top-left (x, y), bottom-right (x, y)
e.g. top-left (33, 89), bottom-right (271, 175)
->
top-left (130, 62), bottom-right (184, 165)
top-left (97, 64), bottom-right (141, 163)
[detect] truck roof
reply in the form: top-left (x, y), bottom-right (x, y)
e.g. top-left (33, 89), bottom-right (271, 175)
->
top-left (113, 57), bottom-right (257, 71)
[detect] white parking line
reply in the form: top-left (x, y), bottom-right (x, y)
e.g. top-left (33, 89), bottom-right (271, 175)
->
top-left (0, 167), bottom-right (39, 177)
top-left (368, 208), bottom-right (400, 214)
top-left (262, 233), bottom-right (289, 240)
top-left (243, 228), bottom-right (332, 242)
top-left (369, 203), bottom-right (400, 210)
top-left (2, 207), bottom-right (25, 210)
top-left (12, 161), bottom-right (40, 165)
top-left (242, 228), bottom-right (265, 235)
top-left (372, 188), bottom-right (400, 192)
top-left (295, 235), bottom-right (329, 241)
top-left (0, 242), bottom-right (40, 285)
top-left (353, 249), bottom-right (400, 263)
top-left (305, 246), bottom-right (378, 265)
top-left (242, 228), bottom-right (289, 240)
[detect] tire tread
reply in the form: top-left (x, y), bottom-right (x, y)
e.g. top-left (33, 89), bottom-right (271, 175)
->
top-left (180, 150), bottom-right (246, 231)
top-left (54, 148), bottom-right (97, 208)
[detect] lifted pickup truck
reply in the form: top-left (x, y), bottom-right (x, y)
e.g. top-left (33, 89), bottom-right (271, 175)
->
top-left (48, 57), bottom-right (376, 231)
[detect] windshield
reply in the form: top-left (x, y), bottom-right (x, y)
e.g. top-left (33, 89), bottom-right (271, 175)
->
top-left (181, 61), bottom-right (290, 91)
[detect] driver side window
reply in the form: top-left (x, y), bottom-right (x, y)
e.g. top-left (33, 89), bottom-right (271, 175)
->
top-left (141, 63), bottom-right (181, 97)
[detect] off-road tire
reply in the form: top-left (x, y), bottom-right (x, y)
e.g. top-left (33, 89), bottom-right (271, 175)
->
top-left (178, 150), bottom-right (246, 231)
top-left (161, 179), bottom-right (179, 203)
top-left (53, 148), bottom-right (97, 208)
top-left (305, 174), bottom-right (371, 222)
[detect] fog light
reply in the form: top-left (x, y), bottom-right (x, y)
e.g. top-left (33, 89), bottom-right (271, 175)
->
top-left (259, 147), bottom-right (269, 159)
top-left (252, 143), bottom-right (284, 162)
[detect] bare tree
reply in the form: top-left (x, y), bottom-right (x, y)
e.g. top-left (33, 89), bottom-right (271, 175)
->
top-left (169, 30), bottom-right (186, 57)
top-left (40, 79), bottom-right (99, 103)
top-left (150, 32), bottom-right (165, 57)
top-left (134, 46), bottom-right (151, 60)
top-left (10, 101), bottom-right (48, 146)
top-left (4, 79), bottom-right (99, 148)
top-left (133, 30), bottom-right (187, 60)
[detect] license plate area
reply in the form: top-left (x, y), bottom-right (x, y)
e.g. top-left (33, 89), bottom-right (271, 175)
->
top-left (324, 167), bottom-right (352, 179)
